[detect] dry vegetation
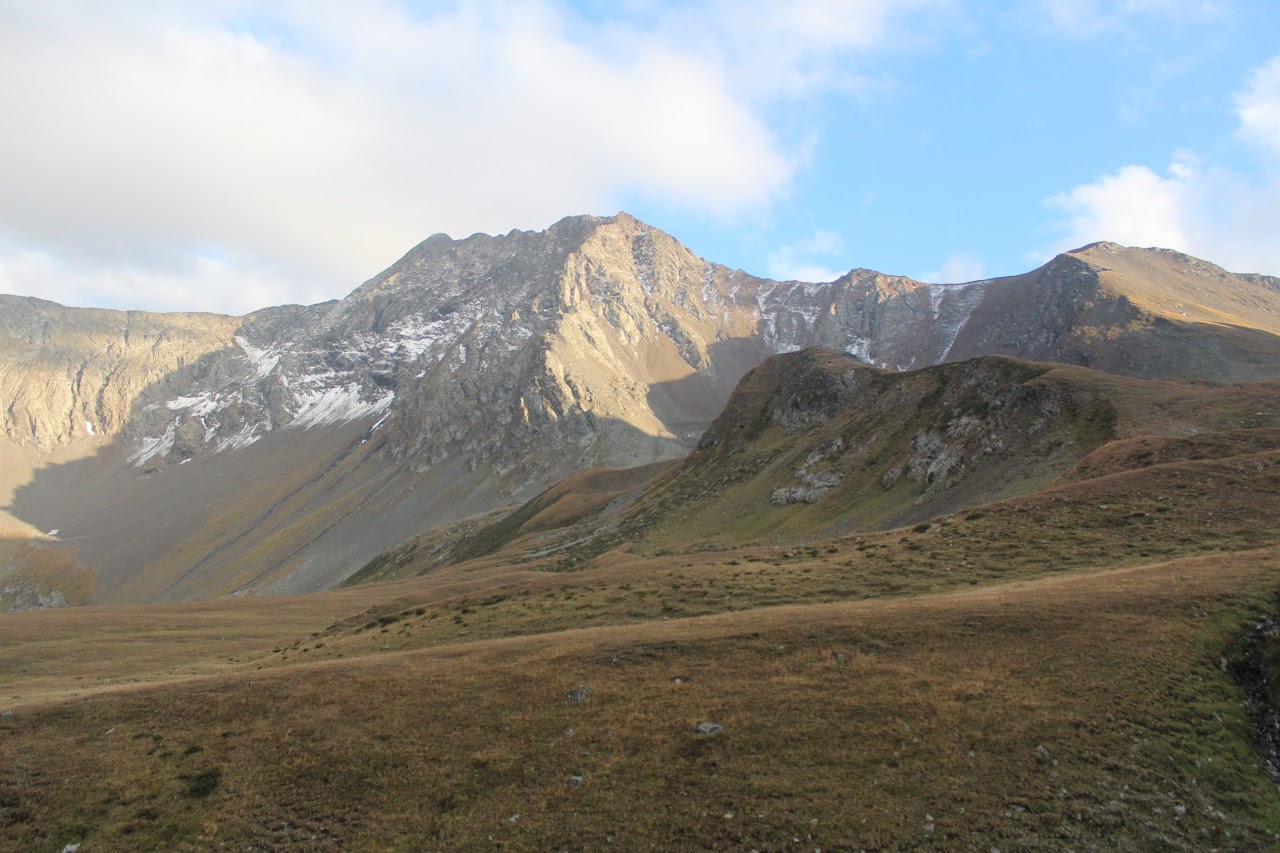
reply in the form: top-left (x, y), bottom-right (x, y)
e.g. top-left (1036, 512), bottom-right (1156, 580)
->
top-left (3, 554), bottom-right (1280, 850)
top-left (4, 359), bottom-right (1280, 850)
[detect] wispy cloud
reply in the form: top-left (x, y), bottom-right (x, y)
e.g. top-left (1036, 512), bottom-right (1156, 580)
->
top-left (1236, 55), bottom-right (1280, 155)
top-left (920, 252), bottom-right (986, 284)
top-left (767, 229), bottom-right (849, 282)
top-left (1031, 0), bottom-right (1222, 39)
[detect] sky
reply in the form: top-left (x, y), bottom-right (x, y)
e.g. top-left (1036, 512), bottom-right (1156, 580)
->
top-left (1, 1), bottom-right (1278, 315)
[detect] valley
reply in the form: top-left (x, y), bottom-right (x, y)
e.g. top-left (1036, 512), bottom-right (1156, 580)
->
top-left (4, 349), bottom-right (1280, 848)
top-left (2, 217), bottom-right (1280, 849)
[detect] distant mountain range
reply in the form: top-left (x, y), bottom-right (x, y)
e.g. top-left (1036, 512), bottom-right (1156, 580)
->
top-left (3, 212), bottom-right (1279, 607)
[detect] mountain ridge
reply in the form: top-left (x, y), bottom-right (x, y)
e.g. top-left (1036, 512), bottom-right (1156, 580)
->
top-left (3, 212), bottom-right (1280, 604)
top-left (351, 347), bottom-right (1280, 582)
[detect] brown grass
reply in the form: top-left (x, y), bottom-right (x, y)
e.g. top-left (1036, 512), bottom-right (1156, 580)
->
top-left (3, 554), bottom-right (1280, 850)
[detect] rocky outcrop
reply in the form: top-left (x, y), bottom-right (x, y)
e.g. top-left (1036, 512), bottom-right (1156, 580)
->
top-left (771, 438), bottom-right (847, 505)
top-left (1, 582), bottom-right (69, 612)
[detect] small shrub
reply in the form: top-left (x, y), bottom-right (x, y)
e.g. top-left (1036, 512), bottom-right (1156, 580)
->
top-left (180, 768), bottom-right (221, 798)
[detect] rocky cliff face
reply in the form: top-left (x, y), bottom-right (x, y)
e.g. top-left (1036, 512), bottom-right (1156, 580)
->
top-left (9, 216), bottom-right (1279, 481)
top-left (31, 213), bottom-right (1017, 490)
top-left (0, 298), bottom-right (239, 453)
top-left (3, 213), bottom-right (1279, 603)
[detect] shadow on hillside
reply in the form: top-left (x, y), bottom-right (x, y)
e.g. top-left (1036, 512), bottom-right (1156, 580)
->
top-left (10, 304), bottom-right (1280, 605)
top-left (3, 328), bottom-right (786, 603)
top-left (644, 335), bottom-right (777, 444)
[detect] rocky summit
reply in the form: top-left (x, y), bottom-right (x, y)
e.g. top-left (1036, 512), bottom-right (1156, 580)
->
top-left (2, 212), bottom-right (1279, 606)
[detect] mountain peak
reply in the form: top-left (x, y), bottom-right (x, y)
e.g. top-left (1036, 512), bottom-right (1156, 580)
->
top-left (6, 215), bottom-right (1280, 602)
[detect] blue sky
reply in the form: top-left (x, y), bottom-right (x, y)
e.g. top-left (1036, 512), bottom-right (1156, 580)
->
top-left (1, 1), bottom-right (1277, 313)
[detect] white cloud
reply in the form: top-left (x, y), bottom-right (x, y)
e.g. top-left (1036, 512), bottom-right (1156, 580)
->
top-left (1041, 53), bottom-right (1280, 276)
top-left (767, 229), bottom-right (849, 282)
top-left (1043, 156), bottom-right (1280, 277)
top-left (0, 242), bottom-right (326, 316)
top-left (0, 1), bottom-right (942, 313)
top-left (920, 252), bottom-right (986, 284)
top-left (1045, 158), bottom-right (1194, 253)
top-left (638, 0), bottom-right (950, 99)
top-left (1236, 55), bottom-right (1280, 155)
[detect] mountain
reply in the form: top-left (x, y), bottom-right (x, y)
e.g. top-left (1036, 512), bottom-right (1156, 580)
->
top-left (3, 212), bottom-right (1280, 606)
top-left (7, 220), bottom-right (1280, 849)
top-left (346, 349), bottom-right (1280, 581)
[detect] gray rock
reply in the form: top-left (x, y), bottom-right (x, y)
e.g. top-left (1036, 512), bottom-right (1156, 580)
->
top-left (770, 485), bottom-right (831, 505)
top-left (881, 464), bottom-right (902, 489)
top-left (566, 684), bottom-right (592, 703)
top-left (696, 722), bottom-right (723, 736)
top-left (1, 583), bottom-right (71, 612)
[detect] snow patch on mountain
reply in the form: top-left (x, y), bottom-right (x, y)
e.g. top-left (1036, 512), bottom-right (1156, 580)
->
top-left (928, 284), bottom-right (946, 320)
top-left (166, 392), bottom-right (218, 417)
top-left (235, 336), bottom-right (281, 378)
top-left (934, 281), bottom-right (988, 362)
top-left (292, 383), bottom-right (396, 429)
top-left (381, 311), bottom-right (476, 361)
top-left (216, 424), bottom-right (263, 453)
top-left (130, 422), bottom-right (176, 466)
top-left (845, 336), bottom-right (887, 368)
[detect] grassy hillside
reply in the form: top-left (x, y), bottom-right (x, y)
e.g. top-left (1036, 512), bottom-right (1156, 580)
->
top-left (360, 352), bottom-right (1280, 575)
top-left (622, 352), bottom-right (1280, 550)
top-left (3, 351), bottom-right (1280, 850)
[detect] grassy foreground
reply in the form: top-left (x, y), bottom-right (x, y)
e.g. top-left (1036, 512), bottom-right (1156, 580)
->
top-left (2, 553), bottom-right (1280, 851)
